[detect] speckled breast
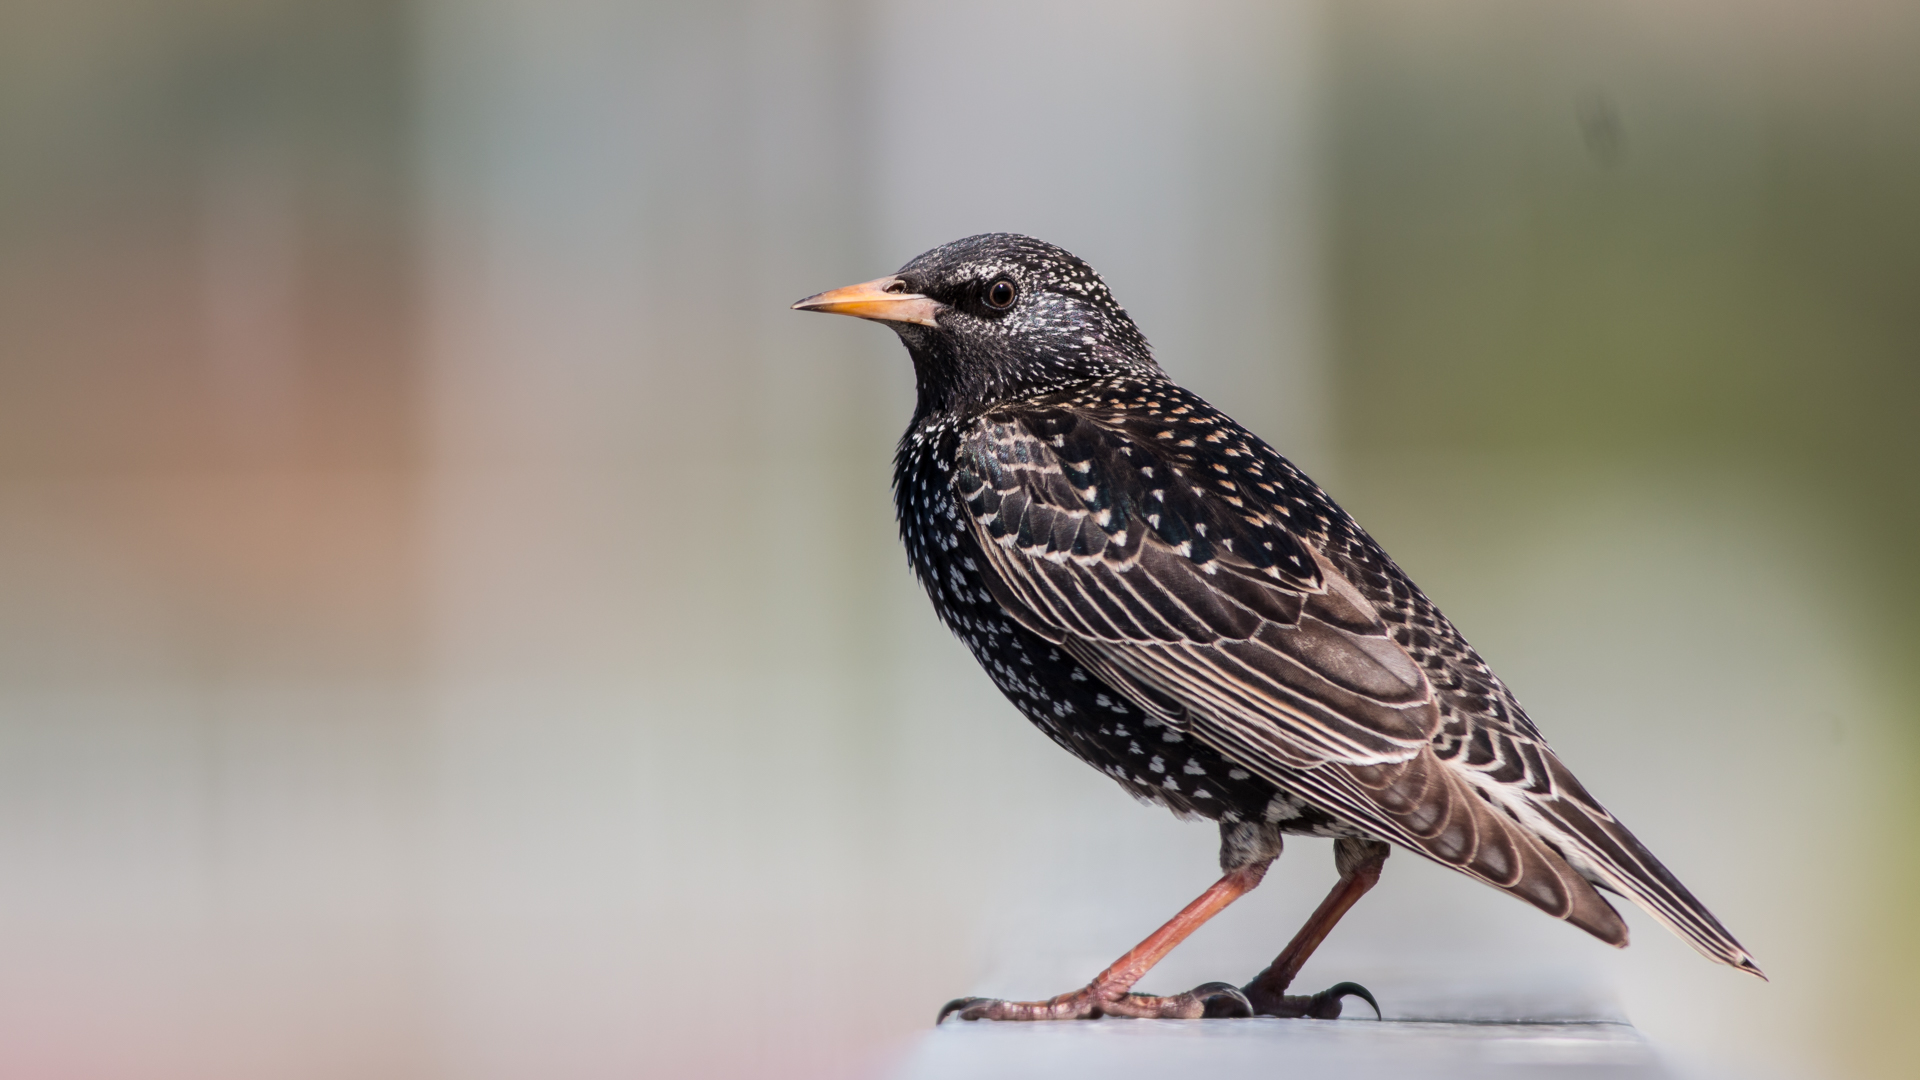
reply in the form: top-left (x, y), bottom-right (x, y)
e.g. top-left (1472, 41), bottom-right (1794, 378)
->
top-left (893, 416), bottom-right (1361, 838)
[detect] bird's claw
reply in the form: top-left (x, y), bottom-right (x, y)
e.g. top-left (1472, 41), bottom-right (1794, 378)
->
top-left (1192, 981), bottom-right (1256, 1018)
top-left (936, 981), bottom-right (1254, 1023)
top-left (1243, 979), bottom-right (1380, 1020)
top-left (937, 997), bottom-right (991, 1024)
top-left (1316, 981), bottom-right (1381, 1019)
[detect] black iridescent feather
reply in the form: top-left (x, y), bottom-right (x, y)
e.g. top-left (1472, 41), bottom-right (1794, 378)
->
top-left (869, 233), bottom-right (1758, 977)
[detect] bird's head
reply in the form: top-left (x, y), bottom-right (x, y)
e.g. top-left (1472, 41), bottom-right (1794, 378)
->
top-left (793, 233), bottom-right (1160, 418)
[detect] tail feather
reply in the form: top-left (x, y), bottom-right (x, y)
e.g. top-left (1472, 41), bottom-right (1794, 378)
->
top-left (1527, 753), bottom-right (1765, 978)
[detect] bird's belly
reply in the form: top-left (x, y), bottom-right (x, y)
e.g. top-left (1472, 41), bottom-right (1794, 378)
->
top-left (926, 583), bottom-right (1360, 835)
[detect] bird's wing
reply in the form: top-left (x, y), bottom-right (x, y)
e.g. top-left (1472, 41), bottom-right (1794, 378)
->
top-left (952, 402), bottom-right (1634, 945)
top-left (953, 405), bottom-right (1437, 768)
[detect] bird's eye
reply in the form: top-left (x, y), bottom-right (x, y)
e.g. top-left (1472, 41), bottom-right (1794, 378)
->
top-left (984, 278), bottom-right (1017, 310)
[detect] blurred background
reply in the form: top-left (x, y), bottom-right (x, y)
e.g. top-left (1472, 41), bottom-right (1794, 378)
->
top-left (1, 1), bottom-right (1915, 1077)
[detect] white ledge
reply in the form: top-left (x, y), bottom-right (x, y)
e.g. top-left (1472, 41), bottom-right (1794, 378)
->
top-left (887, 979), bottom-right (1662, 1080)
top-left (891, 1017), bottom-right (1658, 1080)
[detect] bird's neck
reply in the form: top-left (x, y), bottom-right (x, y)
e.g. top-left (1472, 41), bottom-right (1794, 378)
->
top-left (904, 340), bottom-right (1160, 425)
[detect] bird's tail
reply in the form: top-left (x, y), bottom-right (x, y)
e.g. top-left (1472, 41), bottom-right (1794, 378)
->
top-left (1520, 751), bottom-right (1766, 978)
top-left (1232, 737), bottom-right (1762, 976)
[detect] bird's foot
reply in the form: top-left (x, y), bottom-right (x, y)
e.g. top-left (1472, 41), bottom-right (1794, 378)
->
top-left (1224, 979), bottom-right (1380, 1020)
top-left (938, 981), bottom-right (1251, 1023)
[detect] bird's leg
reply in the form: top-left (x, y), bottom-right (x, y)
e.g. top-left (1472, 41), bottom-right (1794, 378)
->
top-left (1237, 837), bottom-right (1390, 1019)
top-left (937, 860), bottom-right (1271, 1022)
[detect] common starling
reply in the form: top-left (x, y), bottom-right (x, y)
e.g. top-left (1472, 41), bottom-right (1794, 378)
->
top-left (793, 234), bottom-right (1762, 1023)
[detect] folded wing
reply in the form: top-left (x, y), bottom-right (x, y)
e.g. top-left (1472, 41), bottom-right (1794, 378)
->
top-left (953, 401), bottom-right (1631, 945)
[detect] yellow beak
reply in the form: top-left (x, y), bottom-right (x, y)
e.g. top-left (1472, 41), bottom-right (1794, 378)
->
top-left (791, 276), bottom-right (943, 328)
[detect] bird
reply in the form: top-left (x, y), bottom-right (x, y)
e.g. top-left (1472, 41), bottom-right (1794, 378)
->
top-left (792, 233), bottom-right (1762, 1023)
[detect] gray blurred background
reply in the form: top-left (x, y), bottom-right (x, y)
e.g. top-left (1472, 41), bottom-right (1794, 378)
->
top-left (1, 1), bottom-right (1915, 1078)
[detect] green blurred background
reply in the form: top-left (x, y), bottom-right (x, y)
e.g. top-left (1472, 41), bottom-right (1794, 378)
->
top-left (0, 2), bottom-right (1913, 1078)
top-left (1327, 6), bottom-right (1919, 1078)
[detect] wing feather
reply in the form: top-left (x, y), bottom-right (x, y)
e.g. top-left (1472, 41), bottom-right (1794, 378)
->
top-left (958, 413), bottom-right (1436, 769)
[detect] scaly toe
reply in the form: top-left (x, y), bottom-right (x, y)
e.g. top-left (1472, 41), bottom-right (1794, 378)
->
top-left (937, 980), bottom-right (1259, 1023)
top-left (935, 991), bottom-right (1101, 1023)
top-left (1100, 981), bottom-right (1252, 1020)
